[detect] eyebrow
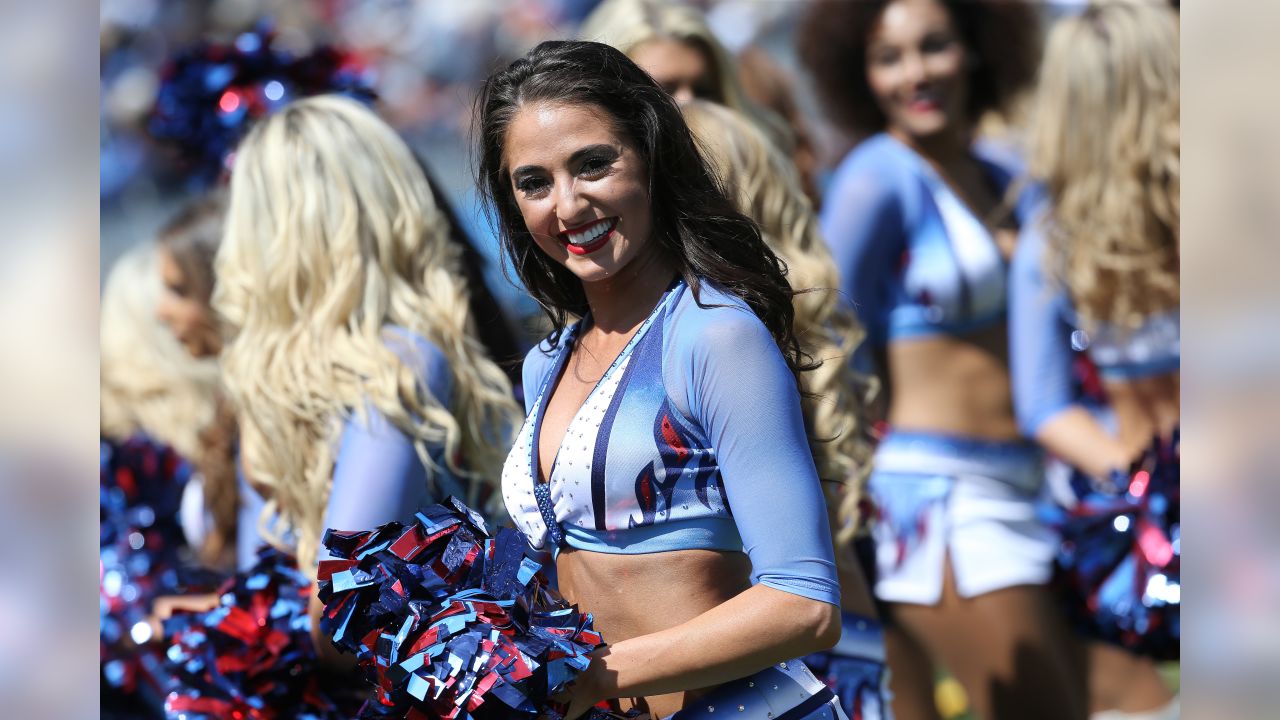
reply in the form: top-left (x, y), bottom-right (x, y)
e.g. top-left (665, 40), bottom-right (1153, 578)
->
top-left (511, 143), bottom-right (619, 180)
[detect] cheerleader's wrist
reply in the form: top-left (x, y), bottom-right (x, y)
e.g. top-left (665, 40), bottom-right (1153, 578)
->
top-left (829, 611), bottom-right (886, 662)
top-left (565, 647), bottom-right (613, 719)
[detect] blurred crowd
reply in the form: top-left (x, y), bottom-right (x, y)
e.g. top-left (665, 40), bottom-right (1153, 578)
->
top-left (102, 0), bottom-right (805, 271)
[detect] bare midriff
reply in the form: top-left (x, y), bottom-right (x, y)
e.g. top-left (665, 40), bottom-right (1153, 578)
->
top-left (555, 546), bottom-right (752, 718)
top-left (885, 323), bottom-right (1021, 441)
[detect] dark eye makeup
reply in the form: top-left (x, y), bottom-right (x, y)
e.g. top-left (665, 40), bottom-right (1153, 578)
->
top-left (514, 175), bottom-right (550, 195)
top-left (577, 151), bottom-right (616, 177)
top-left (510, 144), bottom-right (621, 197)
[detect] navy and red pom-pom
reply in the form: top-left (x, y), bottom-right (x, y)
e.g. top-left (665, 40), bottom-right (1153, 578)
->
top-left (1054, 430), bottom-right (1180, 659)
top-left (148, 24), bottom-right (375, 188)
top-left (101, 436), bottom-right (221, 701)
top-left (317, 497), bottom-right (605, 720)
top-left (162, 546), bottom-right (355, 719)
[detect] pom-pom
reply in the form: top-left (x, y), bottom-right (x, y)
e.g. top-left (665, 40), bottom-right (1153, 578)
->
top-left (162, 547), bottom-right (358, 719)
top-left (1053, 430), bottom-right (1180, 659)
top-left (317, 497), bottom-right (606, 719)
top-left (148, 23), bottom-right (376, 187)
top-left (101, 435), bottom-right (221, 703)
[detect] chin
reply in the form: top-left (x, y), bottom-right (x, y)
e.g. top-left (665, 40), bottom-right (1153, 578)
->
top-left (564, 258), bottom-right (623, 285)
top-left (552, 238), bottom-right (631, 281)
top-left (904, 117), bottom-right (954, 142)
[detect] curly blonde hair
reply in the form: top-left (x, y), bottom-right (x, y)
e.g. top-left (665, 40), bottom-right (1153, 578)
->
top-left (101, 245), bottom-right (221, 460)
top-left (214, 95), bottom-right (521, 573)
top-left (1027, 1), bottom-right (1179, 328)
top-left (682, 100), bottom-right (877, 544)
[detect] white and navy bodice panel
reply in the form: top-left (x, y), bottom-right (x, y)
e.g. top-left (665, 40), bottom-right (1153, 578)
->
top-left (1009, 214), bottom-right (1180, 436)
top-left (502, 282), bottom-right (730, 553)
top-left (501, 280), bottom-right (841, 605)
top-left (820, 133), bottom-right (1035, 349)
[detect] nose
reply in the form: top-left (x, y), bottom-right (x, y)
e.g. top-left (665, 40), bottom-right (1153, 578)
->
top-left (901, 51), bottom-right (927, 86)
top-left (553, 175), bottom-right (591, 228)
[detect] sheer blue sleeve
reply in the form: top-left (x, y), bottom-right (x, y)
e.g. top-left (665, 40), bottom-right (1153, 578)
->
top-left (1009, 220), bottom-right (1075, 437)
top-left (235, 468), bottom-right (267, 571)
top-left (668, 295), bottom-right (840, 606)
top-left (321, 330), bottom-right (454, 555)
top-left (819, 146), bottom-right (909, 357)
top-left (521, 339), bottom-right (561, 415)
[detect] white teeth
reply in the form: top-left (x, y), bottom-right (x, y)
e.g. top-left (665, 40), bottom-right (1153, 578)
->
top-left (566, 219), bottom-right (614, 246)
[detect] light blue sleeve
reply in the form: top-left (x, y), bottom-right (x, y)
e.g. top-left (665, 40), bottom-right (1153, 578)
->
top-left (520, 338), bottom-right (561, 415)
top-left (671, 297), bottom-right (840, 606)
top-left (235, 467), bottom-right (267, 572)
top-left (321, 330), bottom-right (454, 550)
top-left (1009, 219), bottom-right (1076, 437)
top-left (819, 145), bottom-right (909, 358)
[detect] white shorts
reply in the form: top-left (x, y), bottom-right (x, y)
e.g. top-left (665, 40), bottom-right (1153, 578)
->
top-left (868, 431), bottom-right (1059, 605)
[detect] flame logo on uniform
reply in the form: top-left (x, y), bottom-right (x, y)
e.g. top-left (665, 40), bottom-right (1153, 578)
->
top-left (872, 477), bottom-right (950, 571)
top-left (659, 413), bottom-right (689, 463)
top-left (630, 400), bottom-right (723, 528)
top-left (878, 502), bottom-right (933, 570)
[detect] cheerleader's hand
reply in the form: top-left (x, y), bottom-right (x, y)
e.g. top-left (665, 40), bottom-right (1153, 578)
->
top-left (143, 592), bottom-right (221, 643)
top-left (546, 649), bottom-right (612, 720)
top-left (550, 646), bottom-right (649, 720)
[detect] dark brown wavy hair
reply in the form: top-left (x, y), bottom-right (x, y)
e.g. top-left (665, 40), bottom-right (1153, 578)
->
top-left (797, 0), bottom-right (1041, 137)
top-left (475, 40), bottom-right (807, 377)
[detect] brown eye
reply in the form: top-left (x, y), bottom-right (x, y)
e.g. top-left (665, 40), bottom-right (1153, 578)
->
top-left (515, 176), bottom-right (550, 197)
top-left (579, 157), bottom-right (611, 177)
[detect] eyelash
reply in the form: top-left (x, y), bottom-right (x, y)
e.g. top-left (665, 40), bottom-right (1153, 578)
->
top-left (516, 177), bottom-right (549, 197)
top-left (514, 156), bottom-right (614, 198)
top-left (579, 155), bottom-right (613, 176)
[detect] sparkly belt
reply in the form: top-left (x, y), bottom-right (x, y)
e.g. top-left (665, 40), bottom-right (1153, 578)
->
top-left (667, 660), bottom-right (840, 720)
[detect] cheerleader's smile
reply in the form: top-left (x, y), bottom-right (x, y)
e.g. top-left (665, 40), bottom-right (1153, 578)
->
top-left (558, 217), bottom-right (619, 256)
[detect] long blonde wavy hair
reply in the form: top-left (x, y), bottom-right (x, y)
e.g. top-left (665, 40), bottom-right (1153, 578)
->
top-left (1027, 1), bottom-right (1179, 328)
top-left (683, 100), bottom-right (877, 544)
top-left (214, 95), bottom-right (521, 573)
top-left (579, 0), bottom-right (792, 151)
top-left (101, 245), bottom-right (221, 462)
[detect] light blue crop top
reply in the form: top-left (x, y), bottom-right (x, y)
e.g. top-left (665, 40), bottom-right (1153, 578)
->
top-left (500, 279), bottom-right (841, 606)
top-left (1010, 211), bottom-right (1180, 437)
top-left (321, 327), bottom-right (469, 556)
top-left (820, 133), bottom-right (1036, 351)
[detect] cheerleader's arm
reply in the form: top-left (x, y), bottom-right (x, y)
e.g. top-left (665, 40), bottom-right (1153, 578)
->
top-left (1010, 220), bottom-right (1128, 479)
top-left (821, 159), bottom-right (906, 361)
